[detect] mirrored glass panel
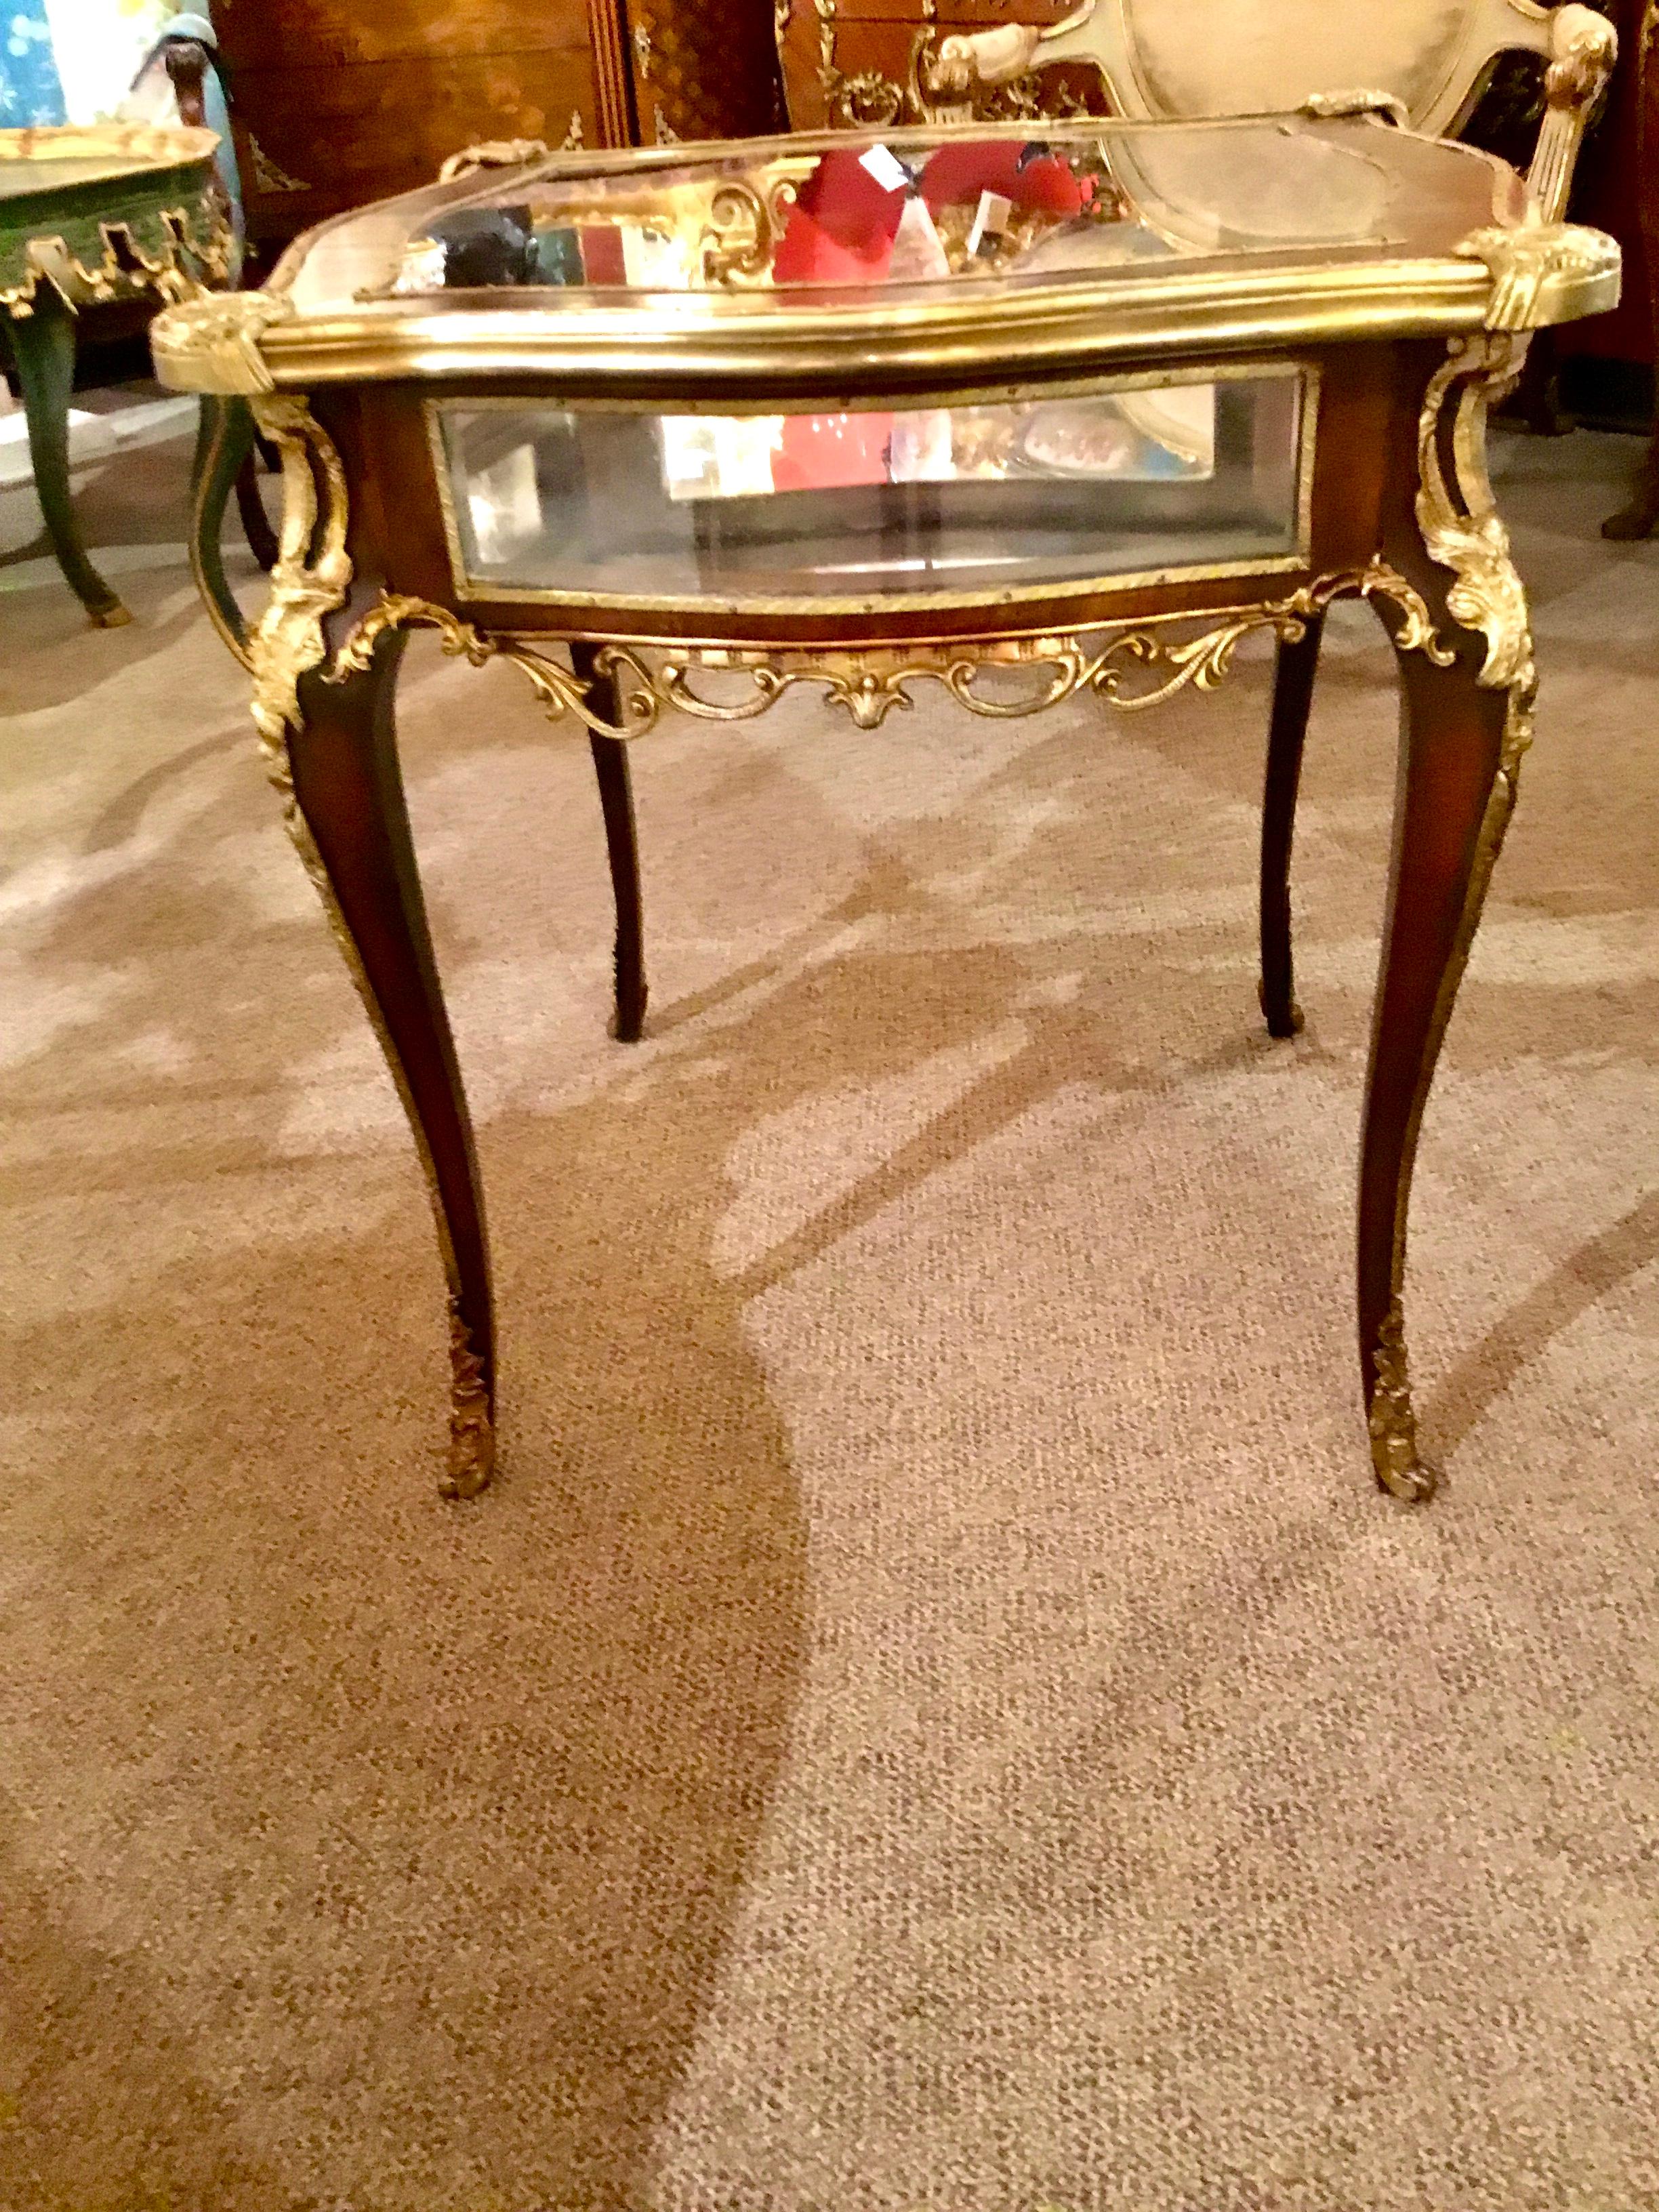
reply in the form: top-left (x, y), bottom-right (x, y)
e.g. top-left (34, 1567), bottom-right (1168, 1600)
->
top-left (435, 371), bottom-right (1308, 609)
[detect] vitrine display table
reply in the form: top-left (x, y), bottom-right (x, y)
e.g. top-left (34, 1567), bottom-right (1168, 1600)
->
top-left (2, 123), bottom-right (227, 625)
top-left (152, 115), bottom-right (1616, 1503)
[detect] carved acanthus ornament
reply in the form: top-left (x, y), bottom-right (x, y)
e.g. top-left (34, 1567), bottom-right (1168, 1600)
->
top-left (150, 287), bottom-right (294, 396)
top-left (1454, 220), bottom-right (1621, 334)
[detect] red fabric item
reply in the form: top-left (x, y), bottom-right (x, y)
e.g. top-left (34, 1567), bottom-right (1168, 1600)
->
top-left (579, 226), bottom-right (628, 285)
top-left (773, 148), bottom-right (909, 284)
top-left (771, 409), bottom-right (895, 491)
top-left (918, 141), bottom-right (1090, 219)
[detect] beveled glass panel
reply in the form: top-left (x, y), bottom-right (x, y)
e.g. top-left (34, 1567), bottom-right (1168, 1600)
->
top-left (281, 117), bottom-right (1521, 317)
top-left (435, 370), bottom-right (1306, 609)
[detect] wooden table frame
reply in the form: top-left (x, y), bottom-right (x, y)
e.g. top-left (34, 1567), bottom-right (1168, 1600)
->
top-left (155, 122), bottom-right (1618, 1509)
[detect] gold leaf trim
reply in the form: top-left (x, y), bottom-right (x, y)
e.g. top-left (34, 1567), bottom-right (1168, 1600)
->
top-left (334, 564), bottom-right (1446, 741)
top-left (246, 132), bottom-right (310, 195)
top-left (1416, 335), bottom-right (1533, 690)
top-left (1, 203), bottom-right (230, 316)
top-left (445, 1301), bottom-right (497, 1501)
top-left (657, 562), bottom-right (1446, 732)
top-left (152, 287), bottom-right (293, 396)
top-left (1453, 220), bottom-right (1621, 333)
top-left (329, 596), bottom-right (659, 739)
top-left (1368, 335), bottom-right (1541, 1504)
top-left (1368, 1300), bottom-right (1435, 1502)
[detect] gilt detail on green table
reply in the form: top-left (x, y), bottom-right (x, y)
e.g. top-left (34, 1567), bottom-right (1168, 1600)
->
top-left (2, 119), bottom-right (228, 624)
top-left (1, 120), bottom-right (228, 310)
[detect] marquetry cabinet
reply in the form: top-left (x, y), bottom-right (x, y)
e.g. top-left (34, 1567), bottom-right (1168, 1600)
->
top-left (209, 0), bottom-right (784, 259)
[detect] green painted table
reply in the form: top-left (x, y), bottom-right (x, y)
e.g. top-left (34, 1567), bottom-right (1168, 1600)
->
top-left (2, 122), bottom-right (229, 626)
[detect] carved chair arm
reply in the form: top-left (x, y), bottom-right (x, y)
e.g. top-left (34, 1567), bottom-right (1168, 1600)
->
top-left (1526, 3), bottom-right (1618, 222)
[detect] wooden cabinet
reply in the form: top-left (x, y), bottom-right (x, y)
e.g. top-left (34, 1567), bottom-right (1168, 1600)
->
top-left (210, 0), bottom-right (784, 256)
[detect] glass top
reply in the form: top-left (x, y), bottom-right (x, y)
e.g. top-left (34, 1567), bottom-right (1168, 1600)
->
top-left (276, 116), bottom-right (1524, 319)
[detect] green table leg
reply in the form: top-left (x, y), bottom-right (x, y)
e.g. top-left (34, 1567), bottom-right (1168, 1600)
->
top-left (8, 289), bottom-right (131, 628)
top-left (189, 394), bottom-right (258, 661)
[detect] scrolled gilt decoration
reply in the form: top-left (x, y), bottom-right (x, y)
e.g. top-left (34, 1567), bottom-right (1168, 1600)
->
top-left (1416, 333), bottom-right (1532, 689)
top-left (151, 287), bottom-right (295, 396)
top-left (247, 395), bottom-right (354, 760)
top-left (655, 562), bottom-right (1446, 733)
top-left (329, 596), bottom-right (658, 742)
top-left (700, 182), bottom-right (775, 286)
top-left (333, 564), bottom-right (1447, 743)
top-left (1543, 2), bottom-right (1619, 110)
top-left (1454, 220), bottom-right (1621, 333)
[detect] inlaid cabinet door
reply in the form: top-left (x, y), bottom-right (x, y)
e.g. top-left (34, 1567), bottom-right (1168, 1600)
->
top-left (628, 0), bottom-right (785, 143)
top-left (208, 0), bottom-right (628, 251)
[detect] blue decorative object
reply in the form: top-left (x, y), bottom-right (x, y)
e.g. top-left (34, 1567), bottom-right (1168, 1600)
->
top-left (1, 7), bottom-right (66, 127)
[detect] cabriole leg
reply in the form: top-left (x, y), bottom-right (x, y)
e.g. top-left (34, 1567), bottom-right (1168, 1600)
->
top-left (243, 389), bottom-right (496, 1498)
top-left (189, 396), bottom-right (259, 661)
top-left (283, 630), bottom-right (497, 1498)
top-left (573, 642), bottom-right (648, 1044)
top-left (9, 287), bottom-right (129, 627)
top-left (1359, 335), bottom-right (1536, 1502)
top-left (1260, 609), bottom-right (1324, 1038)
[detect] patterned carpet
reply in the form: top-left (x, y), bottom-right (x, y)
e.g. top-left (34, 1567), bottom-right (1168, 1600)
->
top-left (1, 397), bottom-right (1656, 2211)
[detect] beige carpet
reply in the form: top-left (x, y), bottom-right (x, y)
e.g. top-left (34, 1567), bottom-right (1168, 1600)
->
top-left (1, 400), bottom-right (1657, 2212)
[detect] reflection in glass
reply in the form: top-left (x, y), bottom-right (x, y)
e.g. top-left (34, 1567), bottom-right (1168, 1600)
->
top-left (375, 126), bottom-right (1403, 302)
top-left (438, 372), bottom-right (1305, 607)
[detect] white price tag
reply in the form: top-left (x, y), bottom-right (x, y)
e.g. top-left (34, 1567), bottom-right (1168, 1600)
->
top-left (966, 190), bottom-right (1013, 258)
top-left (859, 144), bottom-right (912, 195)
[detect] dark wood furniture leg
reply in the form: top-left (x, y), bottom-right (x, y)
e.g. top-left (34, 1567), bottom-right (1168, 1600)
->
top-left (1359, 623), bottom-right (1513, 1501)
top-left (9, 287), bottom-right (129, 627)
top-left (189, 396), bottom-right (260, 657)
top-left (573, 641), bottom-right (649, 1043)
top-left (283, 628), bottom-right (498, 1497)
top-left (234, 455), bottom-right (281, 572)
top-left (1358, 340), bottom-right (1534, 1501)
top-left (1604, 1), bottom-right (1659, 539)
top-left (1260, 610), bottom-right (1324, 1038)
